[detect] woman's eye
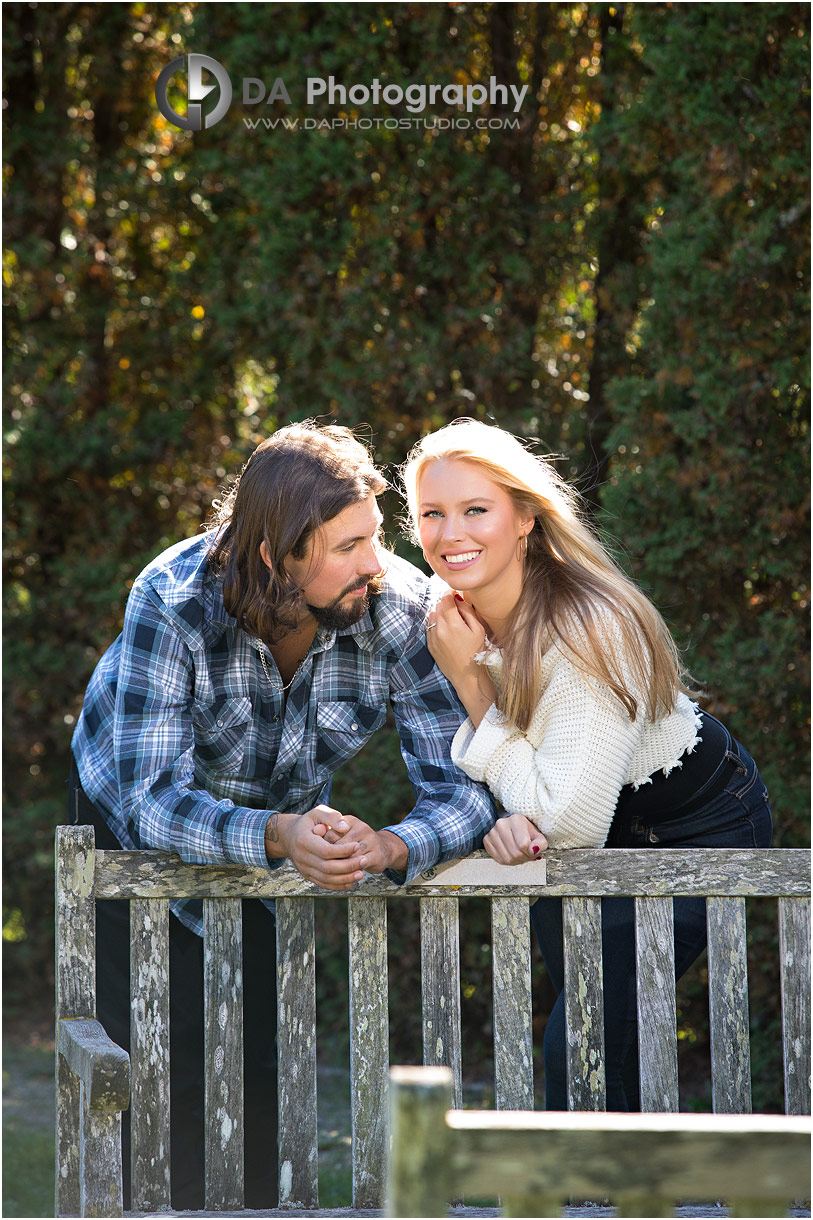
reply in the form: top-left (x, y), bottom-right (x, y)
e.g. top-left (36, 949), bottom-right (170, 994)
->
top-left (466, 506), bottom-right (486, 515)
top-left (420, 509), bottom-right (442, 519)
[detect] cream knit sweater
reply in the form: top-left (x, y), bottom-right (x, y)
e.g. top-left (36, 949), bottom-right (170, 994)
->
top-left (450, 628), bottom-right (702, 849)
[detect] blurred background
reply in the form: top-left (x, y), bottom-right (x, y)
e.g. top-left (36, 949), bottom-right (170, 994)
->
top-left (2, 1), bottom-right (809, 1195)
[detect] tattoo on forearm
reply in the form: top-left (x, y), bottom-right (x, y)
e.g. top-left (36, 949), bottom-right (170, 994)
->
top-left (266, 814), bottom-right (280, 845)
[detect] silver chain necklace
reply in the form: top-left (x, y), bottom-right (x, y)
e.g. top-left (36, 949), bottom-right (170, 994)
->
top-left (253, 638), bottom-right (303, 692)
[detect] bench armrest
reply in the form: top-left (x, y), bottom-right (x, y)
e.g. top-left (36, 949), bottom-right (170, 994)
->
top-left (57, 1018), bottom-right (130, 1112)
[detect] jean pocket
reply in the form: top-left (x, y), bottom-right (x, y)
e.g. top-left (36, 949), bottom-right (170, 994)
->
top-left (675, 815), bottom-right (763, 848)
top-left (648, 781), bottom-right (772, 847)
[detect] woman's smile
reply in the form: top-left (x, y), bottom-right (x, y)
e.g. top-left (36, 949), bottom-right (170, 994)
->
top-left (442, 549), bottom-right (482, 569)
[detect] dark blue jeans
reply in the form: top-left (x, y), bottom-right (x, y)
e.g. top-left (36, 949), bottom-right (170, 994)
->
top-left (531, 733), bottom-right (772, 1111)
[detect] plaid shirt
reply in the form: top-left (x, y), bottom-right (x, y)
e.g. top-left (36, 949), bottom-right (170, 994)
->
top-left (73, 533), bottom-right (497, 932)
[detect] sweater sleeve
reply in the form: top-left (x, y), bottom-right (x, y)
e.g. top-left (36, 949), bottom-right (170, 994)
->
top-left (450, 644), bottom-right (647, 848)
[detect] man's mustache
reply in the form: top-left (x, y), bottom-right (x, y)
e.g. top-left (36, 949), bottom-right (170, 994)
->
top-left (332, 575), bottom-right (378, 604)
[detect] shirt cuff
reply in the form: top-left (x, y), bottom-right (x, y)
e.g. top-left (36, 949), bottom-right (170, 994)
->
top-left (381, 820), bottom-right (439, 884)
top-left (223, 805), bottom-right (276, 869)
top-left (450, 706), bottom-right (516, 783)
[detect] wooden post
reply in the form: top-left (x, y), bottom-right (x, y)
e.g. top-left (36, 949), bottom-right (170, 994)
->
top-left (203, 898), bottom-right (244, 1210)
top-left (276, 896), bottom-right (318, 1207)
top-left (55, 825), bottom-right (100, 1218)
top-left (420, 897), bottom-right (463, 1109)
top-left (563, 895), bottom-right (606, 1110)
top-left (491, 897), bottom-right (534, 1110)
top-left (386, 1065), bottom-right (452, 1217)
top-left (129, 898), bottom-right (171, 1210)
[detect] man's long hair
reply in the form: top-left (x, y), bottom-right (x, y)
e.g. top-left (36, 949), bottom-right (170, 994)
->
top-left (208, 421), bottom-right (387, 642)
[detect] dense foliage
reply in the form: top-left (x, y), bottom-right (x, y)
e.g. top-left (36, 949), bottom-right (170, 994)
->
top-left (4, 3), bottom-right (809, 1107)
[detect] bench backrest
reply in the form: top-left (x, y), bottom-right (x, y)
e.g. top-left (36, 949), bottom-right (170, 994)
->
top-left (55, 826), bottom-right (810, 1215)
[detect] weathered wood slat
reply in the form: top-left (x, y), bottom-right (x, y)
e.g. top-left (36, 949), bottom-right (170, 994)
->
top-left (129, 898), bottom-right (171, 1210)
top-left (491, 897), bottom-right (534, 1110)
top-left (706, 896), bottom-right (752, 1114)
top-left (276, 897), bottom-right (318, 1208)
top-left (56, 825), bottom-right (99, 1219)
top-left (778, 896), bottom-right (811, 1116)
top-left (634, 897), bottom-right (679, 1112)
top-left (348, 896), bottom-right (388, 1209)
top-left (563, 896), bottom-right (606, 1111)
top-left (92, 847), bottom-right (810, 899)
top-left (203, 898), bottom-right (244, 1210)
top-left (420, 898), bottom-right (463, 1108)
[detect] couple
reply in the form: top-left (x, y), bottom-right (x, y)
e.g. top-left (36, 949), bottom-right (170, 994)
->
top-left (70, 418), bottom-right (771, 1207)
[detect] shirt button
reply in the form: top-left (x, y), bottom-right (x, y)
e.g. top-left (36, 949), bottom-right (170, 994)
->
top-left (350, 723), bottom-right (358, 731)
top-left (272, 715), bottom-right (280, 723)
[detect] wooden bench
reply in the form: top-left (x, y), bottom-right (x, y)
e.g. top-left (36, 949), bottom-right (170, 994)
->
top-left (55, 825), bottom-right (810, 1217)
top-left (386, 1065), bottom-right (811, 1218)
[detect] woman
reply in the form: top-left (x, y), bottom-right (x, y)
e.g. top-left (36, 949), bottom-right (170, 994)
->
top-left (402, 417), bottom-right (772, 1111)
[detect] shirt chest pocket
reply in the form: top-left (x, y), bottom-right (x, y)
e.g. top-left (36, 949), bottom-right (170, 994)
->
top-left (191, 695), bottom-right (253, 773)
top-left (315, 700), bottom-right (387, 770)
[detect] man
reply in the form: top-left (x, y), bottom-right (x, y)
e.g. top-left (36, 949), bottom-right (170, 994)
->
top-left (70, 420), bottom-right (497, 1207)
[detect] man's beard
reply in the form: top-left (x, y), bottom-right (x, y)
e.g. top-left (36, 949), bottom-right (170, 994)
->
top-left (306, 583), bottom-right (373, 631)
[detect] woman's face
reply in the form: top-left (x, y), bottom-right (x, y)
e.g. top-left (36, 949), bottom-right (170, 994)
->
top-left (416, 458), bottom-right (531, 601)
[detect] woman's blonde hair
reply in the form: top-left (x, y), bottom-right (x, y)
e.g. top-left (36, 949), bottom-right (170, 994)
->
top-left (402, 418), bottom-right (699, 732)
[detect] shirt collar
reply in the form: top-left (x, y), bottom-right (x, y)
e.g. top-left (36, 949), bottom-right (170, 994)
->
top-left (203, 563), bottom-right (236, 629)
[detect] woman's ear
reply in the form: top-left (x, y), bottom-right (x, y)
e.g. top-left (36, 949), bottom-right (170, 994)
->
top-left (259, 541), bottom-right (272, 570)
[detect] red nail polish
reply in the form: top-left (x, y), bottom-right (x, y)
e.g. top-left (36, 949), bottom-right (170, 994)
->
top-left (454, 592), bottom-right (464, 601)
top-left (532, 845), bottom-right (540, 855)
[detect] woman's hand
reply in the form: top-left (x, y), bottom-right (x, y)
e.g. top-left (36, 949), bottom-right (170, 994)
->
top-left (483, 814), bottom-right (548, 864)
top-left (426, 593), bottom-right (495, 725)
top-left (426, 592), bottom-right (485, 679)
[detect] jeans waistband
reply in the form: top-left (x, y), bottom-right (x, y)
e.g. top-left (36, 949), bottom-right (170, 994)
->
top-left (665, 731), bottom-right (744, 819)
top-left (611, 711), bottom-right (733, 830)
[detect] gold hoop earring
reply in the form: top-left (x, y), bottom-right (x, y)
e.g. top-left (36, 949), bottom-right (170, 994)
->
top-left (516, 534), bottom-right (528, 562)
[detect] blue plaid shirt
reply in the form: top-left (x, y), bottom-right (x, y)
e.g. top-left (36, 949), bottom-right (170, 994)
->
top-left (72, 533), bottom-right (497, 931)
